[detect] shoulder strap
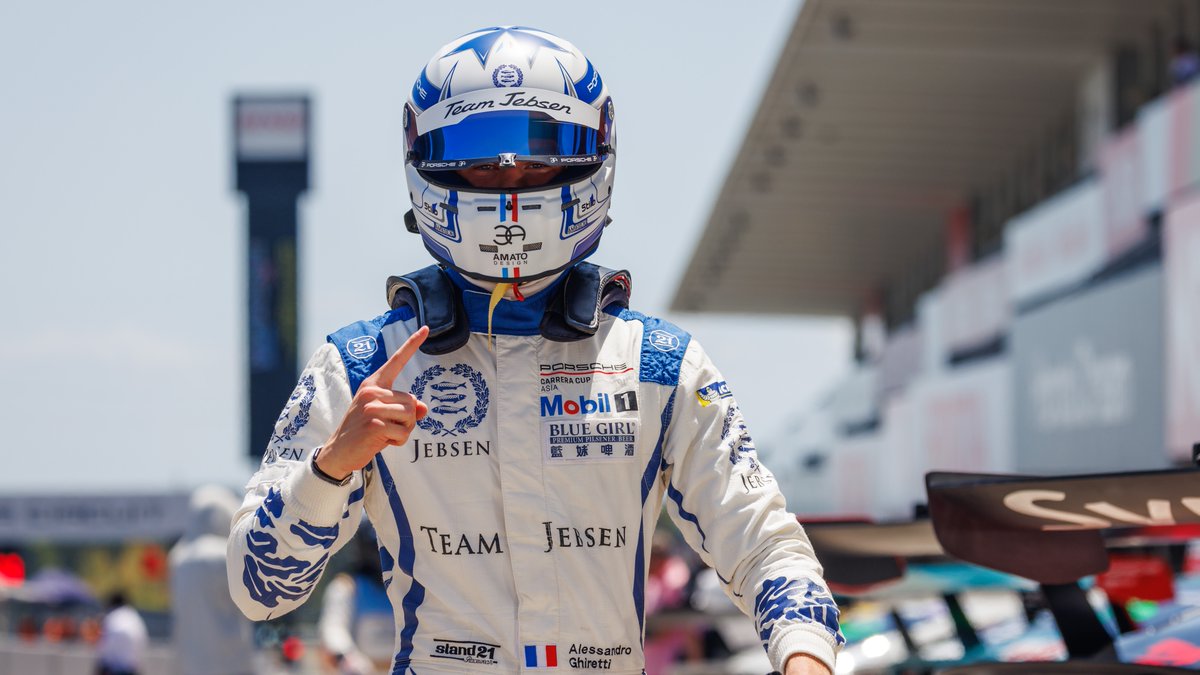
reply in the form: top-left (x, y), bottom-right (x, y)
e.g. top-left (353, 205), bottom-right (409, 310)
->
top-left (541, 262), bottom-right (632, 342)
top-left (384, 263), bottom-right (633, 351)
top-left (385, 265), bottom-right (470, 355)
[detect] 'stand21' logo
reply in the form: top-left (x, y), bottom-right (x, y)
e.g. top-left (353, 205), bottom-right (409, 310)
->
top-left (433, 639), bottom-right (499, 666)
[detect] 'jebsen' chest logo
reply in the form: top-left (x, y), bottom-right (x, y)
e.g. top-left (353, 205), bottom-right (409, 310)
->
top-left (411, 364), bottom-right (489, 437)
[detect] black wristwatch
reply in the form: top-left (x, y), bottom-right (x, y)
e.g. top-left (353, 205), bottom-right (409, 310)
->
top-left (310, 447), bottom-right (353, 487)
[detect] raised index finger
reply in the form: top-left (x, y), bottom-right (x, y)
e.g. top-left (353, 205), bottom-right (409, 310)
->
top-left (367, 325), bottom-right (429, 390)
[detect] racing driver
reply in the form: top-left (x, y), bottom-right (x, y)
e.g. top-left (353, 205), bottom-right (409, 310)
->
top-left (228, 26), bottom-right (843, 675)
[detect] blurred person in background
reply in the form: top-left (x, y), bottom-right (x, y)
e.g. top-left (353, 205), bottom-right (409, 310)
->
top-left (1171, 36), bottom-right (1200, 87)
top-left (228, 26), bottom-right (842, 675)
top-left (17, 615), bottom-right (39, 642)
top-left (95, 592), bottom-right (146, 675)
top-left (81, 616), bottom-right (102, 644)
top-left (317, 526), bottom-right (394, 674)
top-left (644, 533), bottom-right (704, 673)
top-left (646, 533), bottom-right (692, 615)
top-left (47, 613), bottom-right (82, 643)
top-left (169, 485), bottom-right (255, 675)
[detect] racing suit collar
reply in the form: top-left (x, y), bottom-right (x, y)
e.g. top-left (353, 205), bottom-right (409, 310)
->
top-left (448, 268), bottom-right (564, 298)
top-left (446, 268), bottom-right (565, 336)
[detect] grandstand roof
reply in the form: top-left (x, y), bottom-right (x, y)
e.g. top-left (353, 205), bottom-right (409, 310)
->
top-left (671, 0), bottom-right (1177, 316)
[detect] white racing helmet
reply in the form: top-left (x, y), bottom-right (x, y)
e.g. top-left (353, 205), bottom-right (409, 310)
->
top-left (403, 27), bottom-right (616, 284)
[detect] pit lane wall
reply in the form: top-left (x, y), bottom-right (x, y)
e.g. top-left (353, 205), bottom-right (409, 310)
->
top-left (773, 76), bottom-right (1200, 521)
top-left (0, 493), bottom-right (190, 543)
top-left (0, 637), bottom-right (177, 675)
top-left (0, 493), bottom-right (191, 671)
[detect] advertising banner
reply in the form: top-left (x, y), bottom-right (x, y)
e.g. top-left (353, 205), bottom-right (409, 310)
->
top-left (830, 432), bottom-right (881, 518)
top-left (940, 254), bottom-right (1008, 355)
top-left (0, 494), bottom-right (190, 543)
top-left (917, 289), bottom-right (946, 373)
top-left (1166, 192), bottom-right (1200, 460)
top-left (1005, 180), bottom-right (1106, 306)
top-left (829, 364), bottom-right (878, 431)
top-left (909, 358), bottom-right (1013, 477)
top-left (878, 325), bottom-right (923, 399)
top-left (1099, 126), bottom-right (1148, 259)
top-left (1140, 80), bottom-right (1200, 212)
top-left (235, 98), bottom-right (308, 161)
top-left (877, 392), bottom-right (922, 520)
top-left (1012, 265), bottom-right (1165, 474)
top-left (1140, 92), bottom-right (1170, 213)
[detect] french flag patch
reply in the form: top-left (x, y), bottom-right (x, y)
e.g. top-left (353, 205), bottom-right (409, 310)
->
top-left (524, 644), bottom-right (558, 668)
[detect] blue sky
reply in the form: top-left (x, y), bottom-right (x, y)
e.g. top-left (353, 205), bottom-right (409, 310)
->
top-left (0, 1), bottom-right (850, 492)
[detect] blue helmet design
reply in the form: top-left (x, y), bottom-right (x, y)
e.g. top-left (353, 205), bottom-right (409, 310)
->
top-left (403, 27), bottom-right (617, 284)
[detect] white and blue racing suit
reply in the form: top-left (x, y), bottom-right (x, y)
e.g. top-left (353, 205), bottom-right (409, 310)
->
top-left (227, 274), bottom-right (844, 674)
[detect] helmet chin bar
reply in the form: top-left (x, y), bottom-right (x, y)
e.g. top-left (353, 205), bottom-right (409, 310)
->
top-left (438, 236), bottom-right (605, 285)
top-left (405, 153), bottom-right (615, 284)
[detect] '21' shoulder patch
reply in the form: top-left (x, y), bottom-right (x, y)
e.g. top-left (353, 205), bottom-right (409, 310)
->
top-left (648, 329), bottom-right (680, 352)
top-left (347, 336), bottom-right (378, 360)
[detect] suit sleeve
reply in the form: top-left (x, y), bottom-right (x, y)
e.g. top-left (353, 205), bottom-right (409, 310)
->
top-left (660, 339), bottom-right (844, 673)
top-left (227, 343), bottom-right (368, 621)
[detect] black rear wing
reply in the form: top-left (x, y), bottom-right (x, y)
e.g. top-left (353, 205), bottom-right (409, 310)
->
top-left (926, 468), bottom-right (1200, 659)
top-left (926, 468), bottom-right (1200, 584)
top-left (802, 519), bottom-right (944, 591)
